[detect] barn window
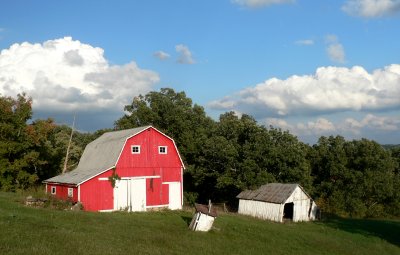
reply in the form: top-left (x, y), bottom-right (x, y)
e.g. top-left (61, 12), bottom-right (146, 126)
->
top-left (51, 186), bottom-right (56, 195)
top-left (131, 145), bottom-right (140, 154)
top-left (68, 188), bottom-right (73, 197)
top-left (159, 146), bottom-right (167, 154)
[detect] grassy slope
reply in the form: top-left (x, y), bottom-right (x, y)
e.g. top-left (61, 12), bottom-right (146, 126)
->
top-left (0, 192), bottom-right (399, 255)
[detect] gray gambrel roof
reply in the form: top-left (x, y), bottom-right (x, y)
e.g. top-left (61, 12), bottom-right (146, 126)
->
top-left (237, 183), bottom-right (309, 204)
top-left (44, 126), bottom-right (179, 185)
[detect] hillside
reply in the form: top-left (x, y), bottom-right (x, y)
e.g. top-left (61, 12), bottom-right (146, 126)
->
top-left (0, 192), bottom-right (399, 255)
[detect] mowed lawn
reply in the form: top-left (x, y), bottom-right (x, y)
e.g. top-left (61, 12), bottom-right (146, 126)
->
top-left (0, 192), bottom-right (399, 255)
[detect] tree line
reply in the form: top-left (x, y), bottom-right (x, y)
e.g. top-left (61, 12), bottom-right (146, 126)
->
top-left (1, 89), bottom-right (399, 218)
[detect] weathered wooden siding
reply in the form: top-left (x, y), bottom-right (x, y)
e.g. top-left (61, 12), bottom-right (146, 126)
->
top-left (286, 186), bottom-right (312, 222)
top-left (309, 201), bottom-right (318, 220)
top-left (238, 199), bottom-right (284, 222)
top-left (238, 186), bottom-right (318, 222)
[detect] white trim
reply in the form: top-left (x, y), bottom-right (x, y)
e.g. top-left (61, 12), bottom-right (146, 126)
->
top-left (181, 166), bottom-right (184, 206)
top-left (78, 185), bottom-right (81, 201)
top-left (45, 184), bottom-right (48, 194)
top-left (158, 146), bottom-right (167, 154)
top-left (77, 166), bottom-right (115, 186)
top-left (151, 127), bottom-right (185, 169)
top-left (121, 175), bottom-right (160, 180)
top-left (51, 186), bottom-right (56, 195)
top-left (98, 209), bottom-right (114, 212)
top-left (162, 181), bottom-right (179, 184)
top-left (131, 145), bottom-right (141, 154)
top-left (146, 204), bottom-right (169, 208)
top-left (100, 176), bottom-right (161, 181)
top-left (68, 187), bottom-right (73, 197)
top-left (113, 126), bottom-right (152, 170)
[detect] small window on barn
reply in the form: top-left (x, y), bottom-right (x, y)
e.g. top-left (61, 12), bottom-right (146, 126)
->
top-left (51, 186), bottom-right (56, 195)
top-left (159, 146), bottom-right (167, 154)
top-left (131, 145), bottom-right (140, 154)
top-left (68, 188), bottom-right (73, 198)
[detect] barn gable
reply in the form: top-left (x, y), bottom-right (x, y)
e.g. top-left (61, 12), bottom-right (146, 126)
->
top-left (237, 183), bottom-right (318, 222)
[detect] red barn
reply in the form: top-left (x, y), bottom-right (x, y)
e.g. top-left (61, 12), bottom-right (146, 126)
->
top-left (43, 126), bottom-right (184, 212)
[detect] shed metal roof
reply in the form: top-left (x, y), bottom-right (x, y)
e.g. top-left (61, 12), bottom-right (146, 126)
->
top-left (237, 183), bottom-right (307, 204)
top-left (44, 126), bottom-right (152, 185)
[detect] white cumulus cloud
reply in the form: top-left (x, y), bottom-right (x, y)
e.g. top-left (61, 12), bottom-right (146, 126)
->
top-left (342, 0), bottom-right (400, 18)
top-left (265, 114), bottom-right (400, 143)
top-left (175, 44), bottom-right (195, 64)
top-left (343, 114), bottom-right (400, 131)
top-left (209, 64), bottom-right (400, 118)
top-left (0, 37), bottom-right (159, 117)
top-left (232, 0), bottom-right (295, 8)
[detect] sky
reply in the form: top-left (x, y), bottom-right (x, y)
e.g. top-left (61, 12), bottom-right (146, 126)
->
top-left (0, 0), bottom-right (399, 144)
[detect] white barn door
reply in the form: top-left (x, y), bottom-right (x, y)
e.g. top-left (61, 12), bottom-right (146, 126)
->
top-left (168, 182), bottom-right (181, 210)
top-left (130, 178), bottom-right (146, 212)
top-left (114, 178), bottom-right (146, 212)
top-left (114, 180), bottom-right (129, 210)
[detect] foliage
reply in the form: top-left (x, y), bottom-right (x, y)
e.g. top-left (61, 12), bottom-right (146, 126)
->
top-left (0, 94), bottom-right (44, 191)
top-left (0, 94), bottom-right (95, 191)
top-left (108, 169), bottom-right (121, 188)
top-left (310, 136), bottom-right (399, 218)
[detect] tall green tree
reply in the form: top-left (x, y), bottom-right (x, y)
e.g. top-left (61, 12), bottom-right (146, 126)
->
top-left (0, 94), bottom-right (42, 190)
top-left (115, 88), bottom-right (215, 163)
top-left (310, 136), bottom-right (398, 217)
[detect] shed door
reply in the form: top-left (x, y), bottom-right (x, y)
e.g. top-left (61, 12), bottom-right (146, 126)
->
top-left (168, 182), bottom-right (181, 210)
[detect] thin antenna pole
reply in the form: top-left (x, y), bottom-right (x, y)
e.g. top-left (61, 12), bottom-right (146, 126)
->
top-left (62, 115), bottom-right (75, 174)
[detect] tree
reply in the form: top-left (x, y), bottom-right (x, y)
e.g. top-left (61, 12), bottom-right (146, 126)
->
top-left (310, 136), bottom-right (398, 217)
top-left (0, 94), bottom-right (40, 190)
top-left (115, 88), bottom-right (215, 163)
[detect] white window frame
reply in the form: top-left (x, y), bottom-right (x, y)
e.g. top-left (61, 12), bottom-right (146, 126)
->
top-left (131, 145), bottom-right (141, 154)
top-left (159, 146), bottom-right (167, 154)
top-left (51, 186), bottom-right (56, 195)
top-left (68, 188), bottom-right (73, 198)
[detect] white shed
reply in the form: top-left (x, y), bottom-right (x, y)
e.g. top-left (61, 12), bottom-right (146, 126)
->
top-left (237, 183), bottom-right (318, 223)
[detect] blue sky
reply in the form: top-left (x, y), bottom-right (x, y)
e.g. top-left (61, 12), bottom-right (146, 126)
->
top-left (0, 0), bottom-right (399, 144)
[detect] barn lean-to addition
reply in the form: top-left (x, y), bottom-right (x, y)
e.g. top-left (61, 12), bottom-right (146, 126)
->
top-left (43, 126), bottom-right (184, 212)
top-left (237, 183), bottom-right (318, 222)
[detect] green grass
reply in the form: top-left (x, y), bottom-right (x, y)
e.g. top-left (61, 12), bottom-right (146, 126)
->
top-left (1, 192), bottom-right (399, 255)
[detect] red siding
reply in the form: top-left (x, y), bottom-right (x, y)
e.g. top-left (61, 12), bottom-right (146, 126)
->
top-left (115, 127), bottom-right (183, 208)
top-left (79, 170), bottom-right (114, 211)
top-left (146, 178), bottom-right (162, 206)
top-left (46, 184), bottom-right (78, 202)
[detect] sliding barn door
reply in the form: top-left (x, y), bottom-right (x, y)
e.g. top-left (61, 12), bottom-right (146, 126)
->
top-left (114, 179), bottom-right (146, 212)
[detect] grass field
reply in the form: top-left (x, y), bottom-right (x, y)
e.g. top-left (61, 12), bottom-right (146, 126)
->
top-left (0, 192), bottom-right (399, 255)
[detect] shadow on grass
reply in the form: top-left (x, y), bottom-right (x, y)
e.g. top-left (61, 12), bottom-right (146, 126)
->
top-left (181, 216), bottom-right (193, 227)
top-left (321, 215), bottom-right (400, 247)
